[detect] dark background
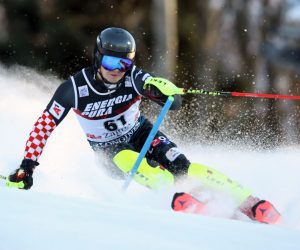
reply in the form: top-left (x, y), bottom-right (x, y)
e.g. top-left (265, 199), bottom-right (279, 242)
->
top-left (1, 0), bottom-right (300, 148)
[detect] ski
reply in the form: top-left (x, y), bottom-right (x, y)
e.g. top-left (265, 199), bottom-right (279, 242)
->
top-left (171, 192), bottom-right (281, 225)
top-left (171, 192), bottom-right (206, 214)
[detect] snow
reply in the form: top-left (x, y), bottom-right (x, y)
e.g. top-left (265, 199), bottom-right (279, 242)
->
top-left (0, 65), bottom-right (300, 250)
top-left (282, 0), bottom-right (300, 23)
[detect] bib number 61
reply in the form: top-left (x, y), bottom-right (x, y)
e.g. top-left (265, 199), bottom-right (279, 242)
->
top-left (104, 115), bottom-right (126, 131)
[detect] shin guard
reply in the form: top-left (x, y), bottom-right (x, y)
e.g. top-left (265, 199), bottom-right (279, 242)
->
top-left (113, 149), bottom-right (174, 189)
top-left (187, 163), bottom-right (252, 205)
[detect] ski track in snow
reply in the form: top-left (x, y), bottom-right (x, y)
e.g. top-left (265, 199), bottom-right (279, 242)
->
top-left (0, 65), bottom-right (300, 250)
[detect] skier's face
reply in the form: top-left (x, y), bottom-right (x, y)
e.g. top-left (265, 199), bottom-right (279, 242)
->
top-left (99, 66), bottom-right (125, 83)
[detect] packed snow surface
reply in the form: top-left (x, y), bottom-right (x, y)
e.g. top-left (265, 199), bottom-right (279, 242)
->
top-left (0, 66), bottom-right (299, 250)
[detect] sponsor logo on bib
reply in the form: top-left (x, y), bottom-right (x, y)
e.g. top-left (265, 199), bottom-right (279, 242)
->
top-left (82, 94), bottom-right (133, 118)
top-left (78, 85), bottom-right (89, 97)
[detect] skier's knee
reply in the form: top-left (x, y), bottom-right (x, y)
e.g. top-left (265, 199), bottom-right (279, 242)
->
top-left (148, 138), bottom-right (190, 176)
top-left (113, 149), bottom-right (174, 189)
top-left (166, 152), bottom-right (190, 177)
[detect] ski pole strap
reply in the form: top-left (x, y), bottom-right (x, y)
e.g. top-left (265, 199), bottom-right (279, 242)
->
top-left (122, 96), bottom-right (175, 190)
top-left (0, 174), bottom-right (25, 189)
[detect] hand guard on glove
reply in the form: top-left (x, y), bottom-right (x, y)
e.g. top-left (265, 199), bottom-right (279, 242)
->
top-left (9, 159), bottom-right (39, 190)
top-left (144, 77), bottom-right (183, 110)
top-left (144, 77), bottom-right (184, 96)
top-left (144, 83), bottom-right (168, 103)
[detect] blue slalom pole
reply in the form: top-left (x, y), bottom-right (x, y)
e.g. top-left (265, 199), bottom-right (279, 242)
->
top-left (122, 96), bottom-right (174, 190)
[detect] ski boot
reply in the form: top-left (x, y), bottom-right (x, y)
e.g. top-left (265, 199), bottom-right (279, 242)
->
top-left (239, 196), bottom-right (281, 224)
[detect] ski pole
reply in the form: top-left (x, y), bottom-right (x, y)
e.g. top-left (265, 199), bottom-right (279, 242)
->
top-left (182, 88), bottom-right (300, 100)
top-left (0, 175), bottom-right (6, 181)
top-left (123, 96), bottom-right (174, 190)
top-left (0, 174), bottom-right (25, 188)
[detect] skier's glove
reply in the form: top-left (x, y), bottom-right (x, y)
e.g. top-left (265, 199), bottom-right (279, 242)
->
top-left (144, 77), bottom-right (184, 96)
top-left (9, 159), bottom-right (39, 190)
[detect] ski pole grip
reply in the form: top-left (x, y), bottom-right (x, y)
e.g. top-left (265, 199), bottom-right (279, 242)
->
top-left (0, 174), bottom-right (25, 189)
top-left (6, 180), bottom-right (25, 189)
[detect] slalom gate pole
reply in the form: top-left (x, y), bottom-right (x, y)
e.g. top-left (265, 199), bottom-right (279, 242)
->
top-left (122, 96), bottom-right (174, 190)
top-left (183, 89), bottom-right (300, 100)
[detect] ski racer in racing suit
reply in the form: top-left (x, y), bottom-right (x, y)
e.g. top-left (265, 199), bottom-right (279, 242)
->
top-left (8, 27), bottom-right (281, 224)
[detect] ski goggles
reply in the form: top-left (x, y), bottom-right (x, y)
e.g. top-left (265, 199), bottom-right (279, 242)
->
top-left (101, 55), bottom-right (133, 72)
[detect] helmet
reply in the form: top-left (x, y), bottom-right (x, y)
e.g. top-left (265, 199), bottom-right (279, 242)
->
top-left (93, 27), bottom-right (136, 71)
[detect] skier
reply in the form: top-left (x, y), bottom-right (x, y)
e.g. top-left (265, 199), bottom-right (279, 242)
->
top-left (8, 27), bottom-right (280, 224)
